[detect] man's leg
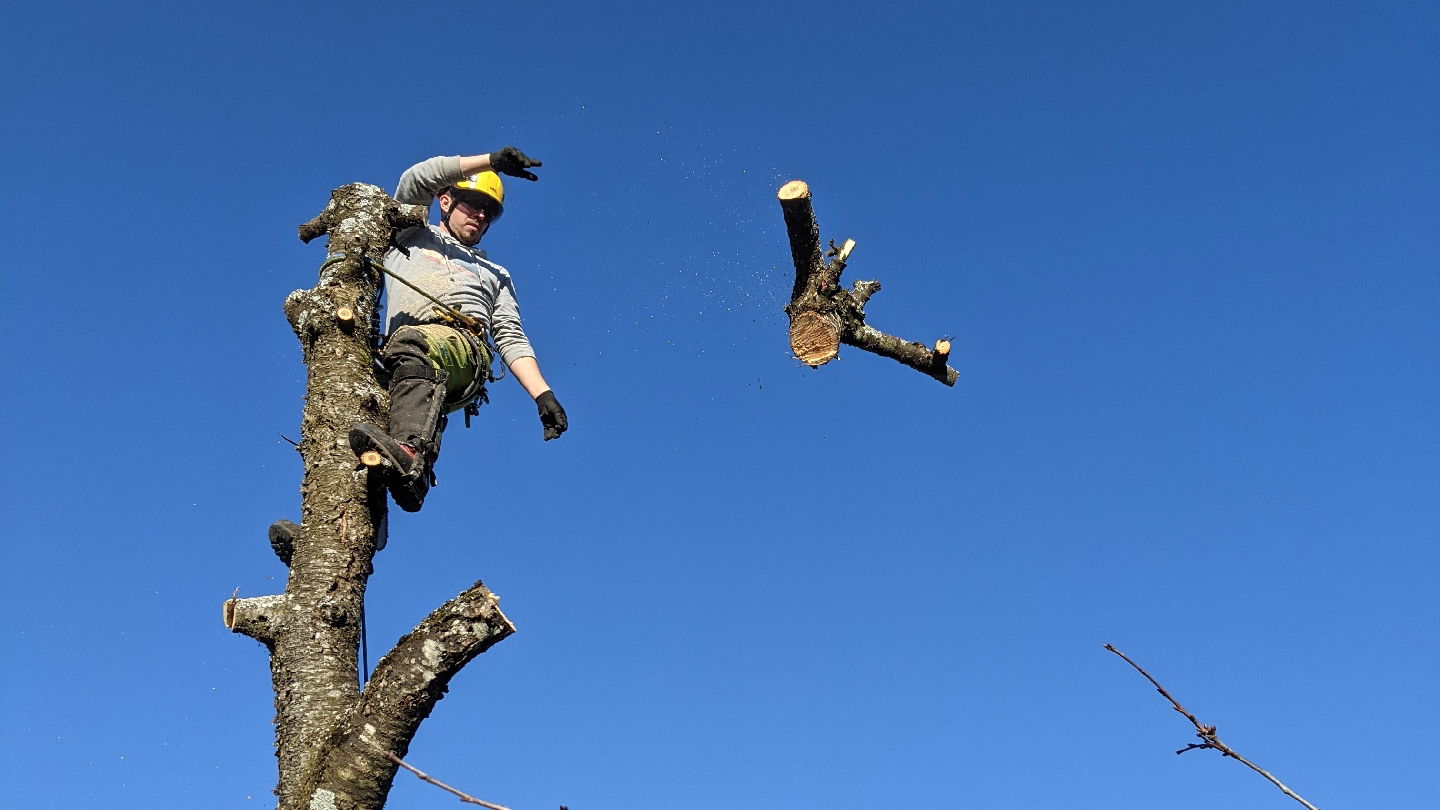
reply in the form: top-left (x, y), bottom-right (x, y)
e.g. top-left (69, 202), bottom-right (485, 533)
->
top-left (350, 326), bottom-right (449, 512)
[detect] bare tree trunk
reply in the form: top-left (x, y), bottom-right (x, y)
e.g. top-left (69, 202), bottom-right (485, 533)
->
top-left (777, 180), bottom-right (959, 386)
top-left (224, 184), bottom-right (516, 810)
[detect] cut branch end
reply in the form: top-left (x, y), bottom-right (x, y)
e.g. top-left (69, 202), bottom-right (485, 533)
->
top-left (778, 180), bottom-right (810, 201)
top-left (789, 310), bottom-right (841, 367)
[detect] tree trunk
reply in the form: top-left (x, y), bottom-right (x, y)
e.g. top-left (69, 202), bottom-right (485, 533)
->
top-left (225, 184), bottom-right (516, 810)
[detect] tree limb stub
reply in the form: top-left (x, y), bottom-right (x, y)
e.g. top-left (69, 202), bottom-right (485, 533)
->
top-left (226, 594), bottom-right (288, 647)
top-left (776, 180), bottom-right (959, 387)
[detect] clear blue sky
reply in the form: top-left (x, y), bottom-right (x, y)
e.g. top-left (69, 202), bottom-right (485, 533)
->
top-left (2, 2), bottom-right (1436, 808)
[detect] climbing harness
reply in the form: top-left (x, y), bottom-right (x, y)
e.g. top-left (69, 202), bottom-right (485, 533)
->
top-left (353, 253), bottom-right (504, 426)
top-left (357, 253), bottom-right (485, 335)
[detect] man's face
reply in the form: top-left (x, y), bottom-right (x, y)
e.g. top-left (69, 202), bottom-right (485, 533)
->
top-left (440, 191), bottom-right (496, 246)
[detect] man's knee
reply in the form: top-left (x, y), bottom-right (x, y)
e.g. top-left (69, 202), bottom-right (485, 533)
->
top-left (381, 325), bottom-right (431, 367)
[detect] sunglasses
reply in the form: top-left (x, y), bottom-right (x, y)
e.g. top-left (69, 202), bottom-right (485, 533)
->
top-left (451, 194), bottom-right (501, 222)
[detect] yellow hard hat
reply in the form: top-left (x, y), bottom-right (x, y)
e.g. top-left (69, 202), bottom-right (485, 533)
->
top-left (450, 171), bottom-right (505, 221)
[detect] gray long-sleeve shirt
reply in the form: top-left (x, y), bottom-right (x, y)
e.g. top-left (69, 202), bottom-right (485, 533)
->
top-left (384, 156), bottom-right (535, 366)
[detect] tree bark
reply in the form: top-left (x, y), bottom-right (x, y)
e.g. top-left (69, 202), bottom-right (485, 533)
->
top-left (226, 184), bottom-right (515, 810)
top-left (777, 180), bottom-right (959, 386)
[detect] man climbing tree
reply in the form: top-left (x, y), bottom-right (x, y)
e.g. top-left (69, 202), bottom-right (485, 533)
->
top-left (231, 149), bottom-right (563, 807)
top-left (269, 148), bottom-right (567, 565)
top-left (347, 147), bottom-right (569, 513)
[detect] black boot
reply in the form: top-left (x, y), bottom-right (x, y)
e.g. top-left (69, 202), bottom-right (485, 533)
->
top-left (349, 424), bottom-right (431, 512)
top-left (268, 519), bottom-right (298, 567)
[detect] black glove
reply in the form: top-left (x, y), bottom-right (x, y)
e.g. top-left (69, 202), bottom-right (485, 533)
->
top-left (535, 390), bottom-right (568, 441)
top-left (489, 146), bottom-right (542, 181)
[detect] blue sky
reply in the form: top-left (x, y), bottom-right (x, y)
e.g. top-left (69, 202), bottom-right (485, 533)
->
top-left (2, 1), bottom-right (1436, 808)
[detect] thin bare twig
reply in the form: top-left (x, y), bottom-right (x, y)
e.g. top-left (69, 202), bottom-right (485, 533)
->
top-left (1104, 644), bottom-right (1320, 810)
top-left (387, 752), bottom-right (513, 810)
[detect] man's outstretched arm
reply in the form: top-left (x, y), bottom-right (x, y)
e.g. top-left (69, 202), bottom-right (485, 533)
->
top-left (509, 356), bottom-right (567, 441)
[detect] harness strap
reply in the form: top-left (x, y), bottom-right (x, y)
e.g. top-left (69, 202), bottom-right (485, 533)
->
top-left (361, 254), bottom-right (488, 336)
top-left (450, 328), bottom-right (493, 428)
top-left (350, 254), bottom-right (504, 428)
top-left (390, 360), bottom-right (444, 385)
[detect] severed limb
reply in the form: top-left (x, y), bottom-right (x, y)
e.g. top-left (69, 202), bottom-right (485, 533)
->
top-left (777, 180), bottom-right (958, 386)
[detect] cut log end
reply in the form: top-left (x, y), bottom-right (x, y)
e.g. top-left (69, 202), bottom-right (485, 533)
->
top-left (935, 339), bottom-right (951, 356)
top-left (335, 306), bottom-right (354, 324)
top-left (359, 450), bottom-right (383, 467)
top-left (789, 310), bottom-right (841, 367)
top-left (778, 180), bottom-right (810, 201)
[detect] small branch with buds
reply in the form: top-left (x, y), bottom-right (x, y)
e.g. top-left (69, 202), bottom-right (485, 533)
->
top-left (1104, 644), bottom-right (1320, 810)
top-left (387, 752), bottom-right (570, 810)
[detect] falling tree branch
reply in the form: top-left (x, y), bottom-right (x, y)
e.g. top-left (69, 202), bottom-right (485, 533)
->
top-left (1104, 644), bottom-right (1321, 810)
top-left (776, 180), bottom-right (959, 386)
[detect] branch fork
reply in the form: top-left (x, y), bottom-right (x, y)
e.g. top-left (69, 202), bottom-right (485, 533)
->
top-left (777, 180), bottom-right (958, 386)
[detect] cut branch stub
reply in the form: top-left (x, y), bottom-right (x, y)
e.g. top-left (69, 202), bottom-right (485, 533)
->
top-left (776, 179), bottom-right (959, 387)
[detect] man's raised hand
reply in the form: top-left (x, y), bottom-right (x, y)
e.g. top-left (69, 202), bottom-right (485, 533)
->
top-left (489, 146), bottom-right (542, 181)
